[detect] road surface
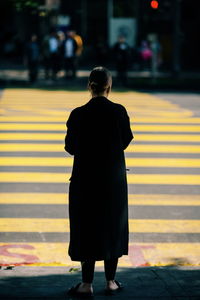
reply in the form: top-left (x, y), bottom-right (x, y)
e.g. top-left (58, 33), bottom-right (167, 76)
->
top-left (0, 88), bottom-right (199, 268)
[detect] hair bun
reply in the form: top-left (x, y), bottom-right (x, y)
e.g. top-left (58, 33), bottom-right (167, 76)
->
top-left (91, 82), bottom-right (98, 86)
top-left (89, 67), bottom-right (112, 94)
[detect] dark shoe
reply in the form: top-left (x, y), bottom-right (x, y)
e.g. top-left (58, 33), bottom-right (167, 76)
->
top-left (67, 282), bottom-right (94, 298)
top-left (105, 280), bottom-right (124, 295)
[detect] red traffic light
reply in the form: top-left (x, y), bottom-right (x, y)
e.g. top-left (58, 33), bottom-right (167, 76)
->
top-left (151, 0), bottom-right (159, 9)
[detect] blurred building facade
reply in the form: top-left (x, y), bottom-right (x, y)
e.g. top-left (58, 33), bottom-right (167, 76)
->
top-left (0, 0), bottom-right (199, 72)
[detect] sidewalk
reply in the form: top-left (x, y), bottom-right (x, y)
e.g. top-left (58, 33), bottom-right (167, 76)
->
top-left (1, 67), bottom-right (200, 90)
top-left (0, 68), bottom-right (169, 81)
top-left (0, 266), bottom-right (200, 299)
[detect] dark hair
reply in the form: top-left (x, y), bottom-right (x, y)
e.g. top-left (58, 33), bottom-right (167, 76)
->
top-left (88, 66), bottom-right (111, 94)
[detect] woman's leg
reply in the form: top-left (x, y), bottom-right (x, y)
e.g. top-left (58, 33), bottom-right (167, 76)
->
top-left (104, 258), bottom-right (118, 281)
top-left (104, 258), bottom-right (119, 290)
top-left (75, 260), bottom-right (95, 294)
top-left (81, 260), bottom-right (95, 283)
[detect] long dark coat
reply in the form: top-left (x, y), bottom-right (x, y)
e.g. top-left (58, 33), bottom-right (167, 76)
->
top-left (65, 96), bottom-right (133, 261)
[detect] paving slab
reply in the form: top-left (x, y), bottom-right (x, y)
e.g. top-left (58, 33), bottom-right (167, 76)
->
top-left (0, 266), bottom-right (200, 299)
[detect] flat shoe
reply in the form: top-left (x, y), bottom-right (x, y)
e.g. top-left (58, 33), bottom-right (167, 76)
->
top-left (104, 280), bottom-right (124, 295)
top-left (67, 282), bottom-right (94, 298)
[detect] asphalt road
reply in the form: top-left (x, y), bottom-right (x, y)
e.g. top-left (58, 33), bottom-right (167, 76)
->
top-left (0, 88), bottom-right (199, 267)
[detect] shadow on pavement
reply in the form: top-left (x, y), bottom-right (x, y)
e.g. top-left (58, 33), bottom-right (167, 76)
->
top-left (1, 74), bottom-right (200, 93)
top-left (0, 78), bottom-right (137, 95)
top-left (0, 266), bottom-right (200, 299)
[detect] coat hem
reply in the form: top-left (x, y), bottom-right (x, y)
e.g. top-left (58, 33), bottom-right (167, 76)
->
top-left (69, 253), bottom-right (128, 262)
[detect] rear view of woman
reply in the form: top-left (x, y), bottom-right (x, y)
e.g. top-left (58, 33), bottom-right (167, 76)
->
top-left (65, 66), bottom-right (133, 297)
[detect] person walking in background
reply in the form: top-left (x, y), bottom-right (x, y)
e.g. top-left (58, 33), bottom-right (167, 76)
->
top-left (25, 34), bottom-right (40, 84)
top-left (63, 30), bottom-right (78, 79)
top-left (113, 36), bottom-right (131, 86)
top-left (48, 30), bottom-right (59, 80)
top-left (42, 30), bottom-right (60, 80)
top-left (71, 30), bottom-right (83, 72)
top-left (138, 40), bottom-right (152, 70)
top-left (71, 30), bottom-right (83, 57)
top-left (65, 66), bottom-right (133, 297)
top-left (57, 31), bottom-right (66, 74)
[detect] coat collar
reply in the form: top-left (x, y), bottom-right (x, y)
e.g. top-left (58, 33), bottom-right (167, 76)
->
top-left (89, 96), bottom-right (108, 103)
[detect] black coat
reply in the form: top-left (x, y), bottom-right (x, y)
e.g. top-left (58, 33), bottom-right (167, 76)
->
top-left (65, 96), bottom-right (133, 261)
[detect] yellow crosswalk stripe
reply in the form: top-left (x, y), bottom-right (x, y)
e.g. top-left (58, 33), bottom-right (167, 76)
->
top-left (0, 193), bottom-right (69, 204)
top-left (1, 99), bottom-right (182, 106)
top-left (0, 218), bottom-right (199, 233)
top-left (1, 143), bottom-right (200, 153)
top-left (133, 118), bottom-right (200, 124)
top-left (0, 124), bottom-right (66, 131)
top-left (1, 116), bottom-right (200, 123)
top-left (2, 108), bottom-right (190, 118)
top-left (126, 157), bottom-right (200, 167)
top-left (1, 123), bottom-right (200, 132)
top-left (0, 242), bottom-right (199, 267)
top-left (136, 134), bottom-right (200, 142)
top-left (0, 193), bottom-right (199, 205)
top-left (0, 133), bottom-right (64, 140)
top-left (131, 125), bottom-right (200, 132)
top-left (1, 133), bottom-right (200, 142)
top-left (127, 144), bottom-right (200, 153)
top-left (1, 157), bottom-right (200, 168)
top-left (0, 172), bottom-right (199, 185)
top-left (127, 174), bottom-right (200, 185)
top-left (0, 117), bottom-right (67, 122)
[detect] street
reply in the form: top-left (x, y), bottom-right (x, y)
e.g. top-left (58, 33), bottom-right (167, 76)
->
top-left (0, 88), bottom-right (200, 268)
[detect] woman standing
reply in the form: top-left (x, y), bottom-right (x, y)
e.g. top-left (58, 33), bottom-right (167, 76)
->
top-left (65, 67), bottom-right (133, 297)
top-left (26, 34), bottom-right (40, 83)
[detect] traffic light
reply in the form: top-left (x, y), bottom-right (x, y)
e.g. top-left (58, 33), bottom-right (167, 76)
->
top-left (150, 0), bottom-right (159, 10)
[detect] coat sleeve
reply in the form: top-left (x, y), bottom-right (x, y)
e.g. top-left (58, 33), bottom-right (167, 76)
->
top-left (64, 110), bottom-right (77, 155)
top-left (120, 106), bottom-right (134, 150)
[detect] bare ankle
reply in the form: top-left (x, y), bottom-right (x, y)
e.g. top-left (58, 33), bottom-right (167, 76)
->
top-left (106, 280), bottom-right (118, 291)
top-left (78, 282), bottom-right (93, 292)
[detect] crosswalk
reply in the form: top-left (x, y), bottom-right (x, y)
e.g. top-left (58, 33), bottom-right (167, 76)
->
top-left (0, 88), bottom-right (200, 267)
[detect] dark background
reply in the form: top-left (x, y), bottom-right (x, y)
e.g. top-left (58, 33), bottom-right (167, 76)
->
top-left (0, 0), bottom-right (199, 72)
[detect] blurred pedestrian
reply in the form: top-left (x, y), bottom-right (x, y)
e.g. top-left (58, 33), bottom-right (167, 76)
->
top-left (113, 36), bottom-right (131, 85)
top-left (138, 40), bottom-right (152, 70)
top-left (71, 30), bottom-right (83, 72)
top-left (25, 34), bottom-right (40, 83)
top-left (48, 30), bottom-right (60, 80)
top-left (63, 31), bottom-right (78, 79)
top-left (152, 38), bottom-right (162, 70)
top-left (57, 31), bottom-right (66, 73)
top-left (65, 66), bottom-right (133, 297)
top-left (41, 30), bottom-right (60, 80)
top-left (71, 30), bottom-right (83, 57)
